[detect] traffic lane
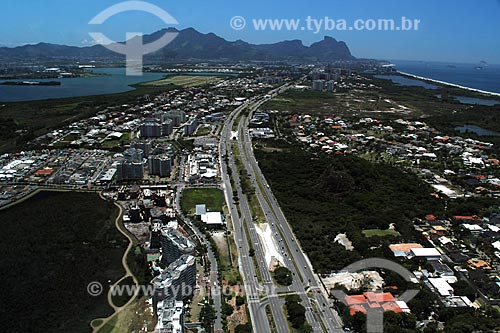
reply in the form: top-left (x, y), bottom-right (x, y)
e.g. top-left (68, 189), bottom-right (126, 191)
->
top-left (236, 115), bottom-right (325, 330)
top-left (240, 109), bottom-right (344, 332)
top-left (229, 157), bottom-right (289, 330)
top-left (223, 87), bottom-right (308, 332)
top-left (235, 123), bottom-right (322, 332)
top-left (235, 201), bottom-right (288, 331)
top-left (262, 195), bottom-right (344, 330)
top-left (221, 161), bottom-right (271, 329)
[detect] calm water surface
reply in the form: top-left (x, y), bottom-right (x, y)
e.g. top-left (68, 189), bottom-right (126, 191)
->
top-left (0, 68), bottom-right (166, 102)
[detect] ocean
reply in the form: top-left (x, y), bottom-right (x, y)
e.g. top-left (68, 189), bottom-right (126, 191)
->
top-left (391, 60), bottom-right (500, 95)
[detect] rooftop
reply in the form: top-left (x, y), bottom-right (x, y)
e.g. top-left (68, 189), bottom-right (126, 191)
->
top-left (161, 228), bottom-right (195, 252)
top-left (201, 211), bottom-right (223, 225)
top-left (344, 292), bottom-right (404, 316)
top-left (410, 247), bottom-right (441, 258)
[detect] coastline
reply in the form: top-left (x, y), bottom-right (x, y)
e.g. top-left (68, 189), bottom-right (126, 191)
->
top-left (397, 71), bottom-right (500, 98)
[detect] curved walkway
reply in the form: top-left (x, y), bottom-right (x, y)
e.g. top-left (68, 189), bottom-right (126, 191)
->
top-left (91, 196), bottom-right (140, 333)
top-left (0, 188), bottom-right (141, 333)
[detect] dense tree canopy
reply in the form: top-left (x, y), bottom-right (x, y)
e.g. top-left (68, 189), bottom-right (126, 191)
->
top-left (285, 295), bottom-right (307, 329)
top-left (274, 266), bottom-right (293, 286)
top-left (0, 191), bottom-right (125, 333)
top-left (256, 144), bottom-right (443, 272)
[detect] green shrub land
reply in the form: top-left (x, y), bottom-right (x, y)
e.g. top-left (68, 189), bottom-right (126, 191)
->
top-left (0, 191), bottom-right (127, 332)
top-left (255, 142), bottom-right (443, 273)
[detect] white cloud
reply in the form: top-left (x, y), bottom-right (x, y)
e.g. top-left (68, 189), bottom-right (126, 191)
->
top-left (80, 38), bottom-right (99, 46)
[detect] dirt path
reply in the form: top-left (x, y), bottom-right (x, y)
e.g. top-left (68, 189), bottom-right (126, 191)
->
top-left (0, 188), bottom-right (141, 332)
top-left (91, 196), bottom-right (141, 333)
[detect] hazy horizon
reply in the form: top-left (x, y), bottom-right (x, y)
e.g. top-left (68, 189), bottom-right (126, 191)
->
top-left (1, 0), bottom-right (500, 64)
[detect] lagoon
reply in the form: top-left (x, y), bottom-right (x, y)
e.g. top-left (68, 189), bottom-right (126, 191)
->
top-left (375, 75), bottom-right (440, 90)
top-left (434, 94), bottom-right (500, 106)
top-left (0, 68), bottom-right (165, 102)
top-left (453, 96), bottom-right (500, 106)
top-left (455, 125), bottom-right (500, 136)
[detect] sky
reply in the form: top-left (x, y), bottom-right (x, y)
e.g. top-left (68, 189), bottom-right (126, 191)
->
top-left (1, 0), bottom-right (500, 64)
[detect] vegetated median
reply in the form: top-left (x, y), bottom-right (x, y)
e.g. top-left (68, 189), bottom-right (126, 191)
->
top-left (283, 294), bottom-right (312, 332)
top-left (0, 191), bottom-right (127, 333)
top-left (273, 266), bottom-right (293, 286)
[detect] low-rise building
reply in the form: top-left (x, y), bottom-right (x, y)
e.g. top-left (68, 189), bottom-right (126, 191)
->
top-left (428, 277), bottom-right (454, 297)
top-left (201, 211), bottom-right (224, 228)
top-left (344, 292), bottom-right (408, 316)
top-left (409, 247), bottom-right (442, 260)
top-left (155, 297), bottom-right (184, 333)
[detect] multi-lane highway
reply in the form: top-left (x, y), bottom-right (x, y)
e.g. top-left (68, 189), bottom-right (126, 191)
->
top-left (240, 111), bottom-right (344, 333)
top-left (220, 84), bottom-right (346, 333)
top-left (236, 98), bottom-right (329, 332)
top-left (220, 100), bottom-right (278, 333)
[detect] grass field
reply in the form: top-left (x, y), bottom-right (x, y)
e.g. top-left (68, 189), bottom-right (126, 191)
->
top-left (110, 276), bottom-right (134, 308)
top-left (181, 188), bottom-right (225, 215)
top-left (261, 89), bottom-right (396, 115)
top-left (362, 229), bottom-right (401, 238)
top-left (96, 316), bottom-right (118, 333)
top-left (194, 125), bottom-right (213, 136)
top-left (261, 76), bottom-right (487, 121)
top-left (101, 132), bottom-right (131, 149)
top-left (142, 75), bottom-right (222, 87)
top-left (96, 296), bottom-right (155, 333)
top-left (188, 262), bottom-right (207, 322)
top-left (0, 191), bottom-right (126, 332)
top-left (211, 231), bottom-right (241, 285)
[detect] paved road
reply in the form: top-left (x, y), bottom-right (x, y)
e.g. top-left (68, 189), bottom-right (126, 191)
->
top-left (174, 183), bottom-right (223, 332)
top-left (237, 100), bottom-right (346, 332)
top-left (235, 116), bottom-right (323, 329)
top-left (220, 85), bottom-right (313, 333)
top-left (234, 98), bottom-right (324, 332)
top-left (220, 101), bottom-right (276, 333)
top-left (242, 112), bottom-right (343, 332)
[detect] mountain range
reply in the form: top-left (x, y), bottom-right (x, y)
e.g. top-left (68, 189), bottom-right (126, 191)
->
top-left (0, 27), bottom-right (355, 63)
